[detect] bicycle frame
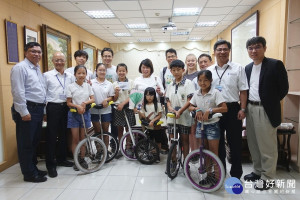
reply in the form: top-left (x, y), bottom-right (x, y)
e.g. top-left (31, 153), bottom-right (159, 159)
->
top-left (198, 120), bottom-right (205, 173)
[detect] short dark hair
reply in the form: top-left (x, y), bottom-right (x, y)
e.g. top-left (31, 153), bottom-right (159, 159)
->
top-left (214, 39), bottom-right (231, 51)
top-left (24, 42), bottom-right (42, 52)
top-left (246, 36), bottom-right (267, 48)
top-left (116, 63), bottom-right (128, 72)
top-left (101, 47), bottom-right (114, 57)
top-left (74, 50), bottom-right (88, 60)
top-left (197, 70), bottom-right (212, 81)
top-left (198, 53), bottom-right (212, 62)
top-left (74, 65), bottom-right (87, 75)
top-left (165, 48), bottom-right (177, 57)
top-left (170, 59), bottom-right (185, 69)
top-left (138, 59), bottom-right (154, 75)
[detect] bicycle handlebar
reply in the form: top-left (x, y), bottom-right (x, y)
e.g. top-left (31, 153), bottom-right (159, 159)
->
top-left (190, 110), bottom-right (222, 119)
top-left (93, 101), bottom-right (114, 109)
top-left (70, 103), bottom-right (96, 113)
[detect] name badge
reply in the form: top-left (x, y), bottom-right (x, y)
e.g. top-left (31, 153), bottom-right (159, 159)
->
top-left (59, 93), bottom-right (66, 100)
top-left (215, 85), bottom-right (223, 92)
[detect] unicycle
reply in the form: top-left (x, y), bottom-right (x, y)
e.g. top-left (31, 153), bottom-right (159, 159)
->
top-left (166, 112), bottom-right (183, 179)
top-left (93, 101), bottom-right (119, 163)
top-left (72, 103), bottom-right (107, 173)
top-left (134, 119), bottom-right (162, 165)
top-left (183, 112), bottom-right (225, 192)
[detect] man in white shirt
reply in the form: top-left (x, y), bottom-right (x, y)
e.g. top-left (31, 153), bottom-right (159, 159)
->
top-left (160, 48), bottom-right (177, 90)
top-left (11, 42), bottom-right (47, 183)
top-left (44, 52), bottom-right (74, 178)
top-left (244, 36), bottom-right (288, 190)
top-left (65, 50), bottom-right (93, 81)
top-left (101, 48), bottom-right (118, 83)
top-left (207, 40), bottom-right (248, 180)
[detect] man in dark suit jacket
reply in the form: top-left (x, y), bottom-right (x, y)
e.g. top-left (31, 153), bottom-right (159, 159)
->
top-left (243, 36), bottom-right (289, 190)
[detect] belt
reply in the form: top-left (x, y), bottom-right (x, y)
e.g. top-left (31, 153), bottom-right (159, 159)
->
top-left (248, 100), bottom-right (262, 106)
top-left (226, 102), bottom-right (239, 105)
top-left (26, 101), bottom-right (45, 107)
top-left (47, 102), bottom-right (67, 106)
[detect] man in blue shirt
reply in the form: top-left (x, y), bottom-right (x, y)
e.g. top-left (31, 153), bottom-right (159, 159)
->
top-left (11, 42), bottom-right (47, 183)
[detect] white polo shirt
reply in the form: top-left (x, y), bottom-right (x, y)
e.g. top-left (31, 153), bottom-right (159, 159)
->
top-left (112, 79), bottom-right (135, 104)
top-left (66, 82), bottom-right (94, 105)
top-left (165, 78), bottom-right (195, 126)
top-left (90, 79), bottom-right (114, 115)
top-left (190, 88), bottom-right (225, 124)
top-left (140, 103), bottom-right (162, 130)
top-left (207, 61), bottom-right (248, 102)
top-left (44, 69), bottom-right (75, 103)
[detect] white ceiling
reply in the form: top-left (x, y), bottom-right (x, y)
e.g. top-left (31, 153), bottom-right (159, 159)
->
top-left (32, 0), bottom-right (261, 44)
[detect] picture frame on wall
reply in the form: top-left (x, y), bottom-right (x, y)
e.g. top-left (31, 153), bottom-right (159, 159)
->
top-left (79, 41), bottom-right (96, 72)
top-left (231, 11), bottom-right (259, 67)
top-left (5, 19), bottom-right (19, 64)
top-left (97, 49), bottom-right (102, 64)
top-left (24, 26), bottom-right (38, 45)
top-left (41, 24), bottom-right (71, 72)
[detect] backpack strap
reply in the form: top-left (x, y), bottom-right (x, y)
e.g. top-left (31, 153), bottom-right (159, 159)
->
top-left (162, 66), bottom-right (167, 89)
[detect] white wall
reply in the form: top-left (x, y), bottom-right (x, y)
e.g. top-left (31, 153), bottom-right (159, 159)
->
top-left (111, 41), bottom-right (211, 80)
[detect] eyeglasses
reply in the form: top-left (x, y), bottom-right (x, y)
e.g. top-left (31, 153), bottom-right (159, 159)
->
top-left (247, 45), bottom-right (263, 51)
top-left (167, 55), bottom-right (176, 59)
top-left (29, 50), bottom-right (42, 54)
top-left (215, 48), bottom-right (229, 52)
top-left (54, 59), bottom-right (65, 63)
top-left (102, 55), bottom-right (112, 58)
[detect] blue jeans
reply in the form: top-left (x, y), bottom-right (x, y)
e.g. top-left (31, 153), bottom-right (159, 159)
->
top-left (12, 104), bottom-right (44, 178)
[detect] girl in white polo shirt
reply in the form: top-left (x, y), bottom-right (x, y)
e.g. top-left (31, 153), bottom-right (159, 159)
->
top-left (90, 63), bottom-right (114, 147)
top-left (66, 65), bottom-right (94, 171)
top-left (189, 70), bottom-right (227, 157)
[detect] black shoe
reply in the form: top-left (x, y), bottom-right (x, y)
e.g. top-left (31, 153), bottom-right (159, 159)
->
top-left (57, 160), bottom-right (73, 167)
top-left (244, 172), bottom-right (261, 182)
top-left (37, 169), bottom-right (47, 177)
top-left (73, 165), bottom-right (79, 171)
top-left (24, 175), bottom-right (47, 183)
top-left (48, 168), bottom-right (57, 178)
top-left (254, 179), bottom-right (271, 191)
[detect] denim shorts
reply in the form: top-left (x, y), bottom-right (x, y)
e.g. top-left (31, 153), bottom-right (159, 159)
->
top-left (91, 113), bottom-right (112, 122)
top-left (67, 110), bottom-right (91, 128)
top-left (196, 122), bottom-right (220, 140)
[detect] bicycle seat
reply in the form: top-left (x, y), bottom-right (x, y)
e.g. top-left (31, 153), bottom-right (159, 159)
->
top-left (167, 113), bottom-right (176, 118)
top-left (70, 103), bottom-right (96, 112)
top-left (140, 119), bottom-right (163, 126)
top-left (94, 101), bottom-right (114, 109)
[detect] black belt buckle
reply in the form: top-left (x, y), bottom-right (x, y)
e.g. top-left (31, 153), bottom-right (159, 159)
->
top-left (27, 101), bottom-right (45, 107)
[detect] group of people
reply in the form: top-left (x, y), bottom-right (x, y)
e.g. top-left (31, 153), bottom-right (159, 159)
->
top-left (10, 36), bottom-right (289, 192)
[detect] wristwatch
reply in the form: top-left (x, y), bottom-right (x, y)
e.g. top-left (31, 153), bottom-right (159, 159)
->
top-left (209, 108), bottom-right (213, 114)
top-left (241, 108), bottom-right (246, 113)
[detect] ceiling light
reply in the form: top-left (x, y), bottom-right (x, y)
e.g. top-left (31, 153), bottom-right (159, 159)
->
top-left (114, 33), bottom-right (131, 37)
top-left (126, 24), bottom-right (148, 29)
top-left (189, 37), bottom-right (203, 41)
top-left (84, 10), bottom-right (115, 19)
top-left (171, 31), bottom-right (189, 36)
top-left (195, 21), bottom-right (219, 27)
top-left (138, 38), bottom-right (153, 42)
top-left (173, 8), bottom-right (201, 16)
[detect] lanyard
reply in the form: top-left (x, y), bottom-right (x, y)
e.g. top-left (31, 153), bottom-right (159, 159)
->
top-left (215, 65), bottom-right (229, 85)
top-left (56, 73), bottom-right (66, 90)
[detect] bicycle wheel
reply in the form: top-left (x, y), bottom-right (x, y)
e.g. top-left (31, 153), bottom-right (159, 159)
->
top-left (120, 130), bottom-right (146, 160)
top-left (166, 141), bottom-right (182, 179)
top-left (183, 149), bottom-right (225, 192)
top-left (74, 137), bottom-right (107, 173)
top-left (135, 138), bottom-right (159, 165)
top-left (103, 132), bottom-right (119, 163)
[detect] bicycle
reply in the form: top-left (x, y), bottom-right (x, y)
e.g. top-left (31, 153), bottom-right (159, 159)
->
top-left (134, 119), bottom-right (162, 165)
top-left (183, 111), bottom-right (225, 192)
top-left (165, 112), bottom-right (184, 179)
top-left (71, 103), bottom-right (107, 173)
top-left (119, 105), bottom-right (147, 160)
top-left (92, 101), bottom-right (119, 163)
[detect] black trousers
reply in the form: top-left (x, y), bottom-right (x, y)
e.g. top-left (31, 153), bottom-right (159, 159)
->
top-left (46, 102), bottom-right (69, 169)
top-left (218, 102), bottom-right (243, 179)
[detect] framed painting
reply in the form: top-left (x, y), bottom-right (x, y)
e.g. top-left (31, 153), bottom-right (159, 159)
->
top-left (231, 11), bottom-right (259, 67)
top-left (79, 41), bottom-right (96, 72)
top-left (5, 19), bottom-right (19, 64)
top-left (41, 24), bottom-right (71, 71)
top-left (97, 49), bottom-right (102, 64)
top-left (24, 26), bottom-right (38, 45)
